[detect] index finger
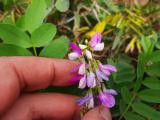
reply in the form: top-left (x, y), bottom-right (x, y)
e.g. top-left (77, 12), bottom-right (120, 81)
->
top-left (0, 56), bottom-right (77, 115)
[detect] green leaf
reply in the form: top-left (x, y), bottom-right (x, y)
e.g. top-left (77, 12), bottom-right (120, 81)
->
top-left (2, 0), bottom-right (16, 9)
top-left (134, 53), bottom-right (146, 92)
top-left (16, 15), bottom-right (26, 31)
top-left (115, 61), bottom-right (135, 83)
top-left (146, 62), bottom-right (160, 77)
top-left (132, 102), bottom-right (160, 120)
top-left (148, 50), bottom-right (160, 63)
top-left (0, 24), bottom-right (31, 48)
top-left (31, 23), bottom-right (56, 47)
top-left (55, 0), bottom-right (69, 12)
top-left (40, 36), bottom-right (69, 58)
top-left (25, 0), bottom-right (47, 33)
top-left (124, 112), bottom-right (145, 120)
top-left (138, 89), bottom-right (160, 103)
top-left (0, 44), bottom-right (32, 56)
top-left (121, 87), bottom-right (132, 104)
top-left (140, 36), bottom-right (153, 53)
top-left (102, 0), bottom-right (119, 12)
top-left (142, 77), bottom-right (160, 90)
top-left (45, 0), bottom-right (53, 7)
top-left (119, 99), bottom-right (127, 114)
top-left (2, 16), bottom-right (14, 25)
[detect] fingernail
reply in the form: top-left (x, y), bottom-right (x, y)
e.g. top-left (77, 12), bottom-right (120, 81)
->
top-left (100, 106), bottom-right (112, 120)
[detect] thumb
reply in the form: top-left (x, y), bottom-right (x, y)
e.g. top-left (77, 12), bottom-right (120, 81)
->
top-left (82, 106), bottom-right (112, 120)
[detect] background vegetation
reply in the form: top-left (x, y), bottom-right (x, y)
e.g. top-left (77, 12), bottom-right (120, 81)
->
top-left (0, 0), bottom-right (160, 119)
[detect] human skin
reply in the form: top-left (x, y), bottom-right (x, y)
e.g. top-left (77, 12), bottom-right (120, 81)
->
top-left (0, 57), bottom-right (112, 120)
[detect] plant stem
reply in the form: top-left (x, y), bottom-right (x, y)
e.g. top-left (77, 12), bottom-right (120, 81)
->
top-left (33, 47), bottom-right (37, 56)
top-left (118, 93), bottom-right (136, 120)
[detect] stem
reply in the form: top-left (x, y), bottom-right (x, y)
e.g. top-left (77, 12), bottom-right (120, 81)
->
top-left (118, 93), bottom-right (136, 120)
top-left (33, 47), bottom-right (37, 56)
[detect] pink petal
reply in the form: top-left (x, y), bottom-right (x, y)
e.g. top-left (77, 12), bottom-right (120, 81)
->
top-left (87, 72), bottom-right (96, 88)
top-left (96, 69), bottom-right (109, 81)
top-left (70, 42), bottom-right (82, 55)
top-left (68, 52), bottom-right (80, 60)
top-left (100, 64), bottom-right (117, 72)
top-left (103, 89), bottom-right (118, 95)
top-left (79, 75), bottom-right (87, 89)
top-left (99, 65), bottom-right (111, 76)
top-left (88, 94), bottom-right (94, 108)
top-left (90, 32), bottom-right (102, 48)
top-left (85, 50), bottom-right (93, 59)
top-left (95, 69), bottom-right (103, 82)
top-left (70, 75), bottom-right (83, 84)
top-left (78, 62), bottom-right (86, 75)
top-left (93, 43), bottom-right (104, 51)
top-left (76, 95), bottom-right (92, 106)
top-left (71, 62), bottom-right (82, 73)
top-left (99, 92), bottom-right (116, 108)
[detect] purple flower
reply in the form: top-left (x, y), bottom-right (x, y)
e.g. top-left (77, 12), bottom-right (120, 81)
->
top-left (85, 50), bottom-right (93, 59)
top-left (103, 89), bottom-right (118, 95)
top-left (70, 42), bottom-right (82, 55)
top-left (70, 75), bottom-right (83, 84)
top-left (78, 62), bottom-right (86, 75)
top-left (89, 33), bottom-right (104, 51)
top-left (99, 89), bottom-right (117, 108)
top-left (99, 64), bottom-right (117, 73)
top-left (79, 75), bottom-right (86, 89)
top-left (79, 72), bottom-right (97, 89)
top-left (95, 69), bottom-right (109, 81)
top-left (71, 62), bottom-right (82, 73)
top-left (88, 94), bottom-right (94, 108)
top-left (87, 72), bottom-right (96, 88)
top-left (95, 64), bottom-right (117, 81)
top-left (76, 95), bottom-right (92, 106)
top-left (68, 42), bottom-right (82, 60)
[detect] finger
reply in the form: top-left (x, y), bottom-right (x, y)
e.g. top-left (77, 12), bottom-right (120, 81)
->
top-left (5, 57), bottom-right (78, 90)
top-left (0, 57), bottom-right (77, 115)
top-left (1, 93), bottom-right (79, 120)
top-left (82, 106), bottom-right (112, 120)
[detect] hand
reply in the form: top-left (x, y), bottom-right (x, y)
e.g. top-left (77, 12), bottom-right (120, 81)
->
top-left (0, 57), bottom-right (111, 120)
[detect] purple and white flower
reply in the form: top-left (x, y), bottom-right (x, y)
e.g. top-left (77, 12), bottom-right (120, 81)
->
top-left (95, 64), bottom-right (117, 82)
top-left (87, 72), bottom-right (96, 88)
top-left (76, 94), bottom-right (94, 108)
top-left (95, 69), bottom-right (109, 81)
top-left (68, 42), bottom-right (82, 60)
top-left (78, 62), bottom-right (86, 75)
top-left (79, 75), bottom-right (86, 89)
top-left (78, 71), bottom-right (97, 89)
top-left (90, 32), bottom-right (104, 51)
top-left (85, 50), bottom-right (93, 59)
top-left (76, 95), bottom-right (92, 106)
top-left (99, 89), bottom-right (117, 108)
top-left (99, 64), bottom-right (117, 73)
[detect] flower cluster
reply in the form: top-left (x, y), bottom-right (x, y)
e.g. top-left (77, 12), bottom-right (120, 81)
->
top-left (68, 32), bottom-right (117, 112)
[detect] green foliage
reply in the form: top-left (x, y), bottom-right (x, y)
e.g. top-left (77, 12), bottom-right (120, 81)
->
top-left (40, 36), bottom-right (69, 58)
top-left (25, 0), bottom-right (47, 33)
top-left (124, 112), bottom-right (145, 120)
top-left (115, 61), bottom-right (135, 83)
top-left (132, 102), bottom-right (160, 120)
top-left (55, 0), bottom-right (70, 12)
top-left (31, 23), bottom-right (57, 47)
top-left (121, 87), bottom-right (132, 104)
top-left (0, 24), bottom-right (31, 48)
top-left (138, 89), bottom-right (160, 103)
top-left (0, 44), bottom-right (32, 56)
top-left (142, 77), bottom-right (160, 90)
